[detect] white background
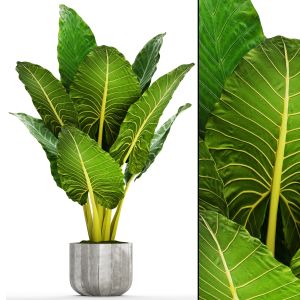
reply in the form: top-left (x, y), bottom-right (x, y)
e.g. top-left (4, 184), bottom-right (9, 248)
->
top-left (2, 0), bottom-right (197, 299)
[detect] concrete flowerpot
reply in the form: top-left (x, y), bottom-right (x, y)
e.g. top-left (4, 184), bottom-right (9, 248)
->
top-left (70, 242), bottom-right (133, 296)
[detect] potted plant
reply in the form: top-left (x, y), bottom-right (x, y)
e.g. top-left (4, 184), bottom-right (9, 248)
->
top-left (12, 5), bottom-right (193, 297)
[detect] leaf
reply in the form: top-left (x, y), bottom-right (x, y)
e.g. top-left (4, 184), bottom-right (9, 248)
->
top-left (199, 210), bottom-right (300, 299)
top-left (11, 113), bottom-right (61, 187)
top-left (199, 139), bottom-right (227, 216)
top-left (58, 4), bottom-right (96, 91)
top-left (205, 36), bottom-right (300, 256)
top-left (16, 62), bottom-right (78, 136)
top-left (132, 33), bottom-right (165, 92)
top-left (291, 249), bottom-right (300, 278)
top-left (199, 0), bottom-right (264, 137)
top-left (135, 103), bottom-right (191, 179)
top-left (57, 126), bottom-right (124, 209)
top-left (69, 46), bottom-right (141, 149)
top-left (110, 63), bottom-right (194, 174)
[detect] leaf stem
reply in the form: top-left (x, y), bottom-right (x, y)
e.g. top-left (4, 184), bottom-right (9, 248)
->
top-left (110, 175), bottom-right (135, 240)
top-left (89, 192), bottom-right (101, 242)
top-left (102, 209), bottom-right (112, 241)
top-left (83, 202), bottom-right (93, 240)
top-left (96, 201), bottom-right (105, 231)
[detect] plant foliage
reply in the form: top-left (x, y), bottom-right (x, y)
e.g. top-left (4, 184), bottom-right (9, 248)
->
top-left (13, 5), bottom-right (193, 242)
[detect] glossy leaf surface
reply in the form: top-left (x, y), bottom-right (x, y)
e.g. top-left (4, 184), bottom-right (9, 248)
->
top-left (132, 33), bottom-right (165, 92)
top-left (110, 64), bottom-right (194, 174)
top-left (57, 126), bottom-right (124, 208)
top-left (206, 37), bottom-right (300, 255)
top-left (199, 139), bottom-right (227, 216)
top-left (135, 103), bottom-right (191, 179)
top-left (199, 0), bottom-right (264, 136)
top-left (12, 113), bottom-right (61, 187)
top-left (58, 5), bottom-right (96, 91)
top-left (199, 210), bottom-right (300, 299)
top-left (70, 46), bottom-right (141, 148)
top-left (16, 62), bottom-right (78, 136)
top-left (291, 249), bottom-right (300, 278)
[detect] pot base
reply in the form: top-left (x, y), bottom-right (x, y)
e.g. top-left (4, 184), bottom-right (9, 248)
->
top-left (70, 242), bottom-right (133, 296)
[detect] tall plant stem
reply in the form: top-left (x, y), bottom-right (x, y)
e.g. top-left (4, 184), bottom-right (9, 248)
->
top-left (83, 202), bottom-right (93, 240)
top-left (110, 175), bottom-right (134, 240)
top-left (89, 192), bottom-right (101, 242)
top-left (266, 40), bottom-right (289, 255)
top-left (102, 209), bottom-right (112, 241)
top-left (96, 202), bottom-right (105, 230)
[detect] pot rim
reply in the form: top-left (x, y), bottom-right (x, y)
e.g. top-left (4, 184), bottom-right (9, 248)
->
top-left (70, 241), bottom-right (132, 245)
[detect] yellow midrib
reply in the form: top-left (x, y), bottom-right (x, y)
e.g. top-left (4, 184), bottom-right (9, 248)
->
top-left (122, 71), bottom-right (184, 165)
top-left (266, 40), bottom-right (290, 255)
top-left (202, 216), bottom-right (239, 300)
top-left (71, 134), bottom-right (94, 202)
top-left (70, 132), bottom-right (101, 241)
top-left (98, 49), bottom-right (109, 146)
top-left (24, 65), bottom-right (64, 126)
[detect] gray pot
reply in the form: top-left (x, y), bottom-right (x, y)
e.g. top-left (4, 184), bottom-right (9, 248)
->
top-left (70, 242), bottom-right (133, 296)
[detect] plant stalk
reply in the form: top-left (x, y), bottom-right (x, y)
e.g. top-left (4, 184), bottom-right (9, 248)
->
top-left (89, 192), bottom-right (101, 242)
top-left (83, 202), bottom-right (93, 240)
top-left (102, 209), bottom-right (112, 241)
top-left (96, 202), bottom-right (105, 231)
top-left (110, 175), bottom-right (134, 240)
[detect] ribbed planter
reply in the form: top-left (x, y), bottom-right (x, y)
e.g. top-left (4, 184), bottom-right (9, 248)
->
top-left (70, 242), bottom-right (133, 296)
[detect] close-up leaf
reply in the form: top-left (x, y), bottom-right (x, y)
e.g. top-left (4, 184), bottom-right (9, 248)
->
top-left (135, 103), bottom-right (191, 180)
top-left (110, 63), bottom-right (194, 174)
top-left (199, 0), bottom-right (264, 136)
top-left (199, 210), bottom-right (300, 299)
top-left (57, 126), bottom-right (124, 209)
top-left (11, 113), bottom-right (61, 187)
top-left (16, 62), bottom-right (78, 136)
top-left (58, 4), bottom-right (96, 91)
top-left (70, 46), bottom-right (141, 148)
top-left (199, 139), bottom-right (227, 216)
top-left (132, 33), bottom-right (165, 92)
top-left (291, 249), bottom-right (300, 278)
top-left (206, 36), bottom-right (300, 256)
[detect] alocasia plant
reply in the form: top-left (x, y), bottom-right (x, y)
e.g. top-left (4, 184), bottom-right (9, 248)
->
top-left (12, 5), bottom-right (193, 242)
top-left (199, 0), bottom-right (300, 297)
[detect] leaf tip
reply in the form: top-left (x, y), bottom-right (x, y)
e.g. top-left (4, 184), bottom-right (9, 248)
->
top-left (59, 4), bottom-right (68, 13)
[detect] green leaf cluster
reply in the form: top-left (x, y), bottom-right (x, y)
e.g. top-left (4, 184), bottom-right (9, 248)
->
top-left (13, 5), bottom-right (193, 242)
top-left (199, 0), bottom-right (300, 297)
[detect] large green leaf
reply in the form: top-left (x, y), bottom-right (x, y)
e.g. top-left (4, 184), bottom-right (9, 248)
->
top-left (199, 210), bottom-right (300, 299)
top-left (291, 249), bottom-right (300, 278)
top-left (199, 139), bottom-right (227, 216)
top-left (110, 63), bottom-right (194, 174)
top-left (199, 0), bottom-right (264, 136)
top-left (132, 33), bottom-right (165, 92)
top-left (206, 36), bottom-right (300, 256)
top-left (16, 62), bottom-right (78, 136)
top-left (135, 103), bottom-right (191, 180)
top-left (58, 4), bottom-right (96, 91)
top-left (69, 46), bottom-right (141, 148)
top-left (57, 126), bottom-right (124, 209)
top-left (11, 113), bottom-right (61, 187)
